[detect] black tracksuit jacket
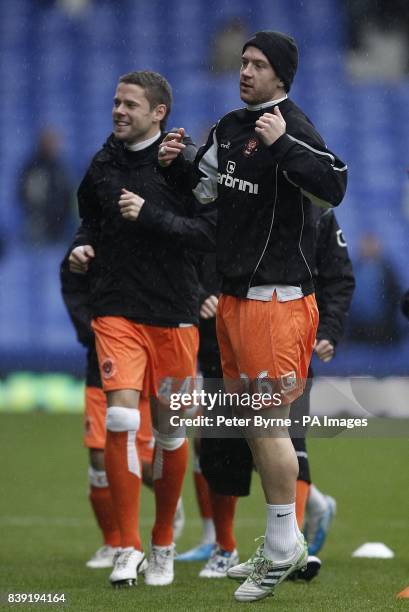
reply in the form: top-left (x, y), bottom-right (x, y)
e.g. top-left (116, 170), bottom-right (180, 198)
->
top-left (161, 97), bottom-right (347, 297)
top-left (72, 133), bottom-right (216, 327)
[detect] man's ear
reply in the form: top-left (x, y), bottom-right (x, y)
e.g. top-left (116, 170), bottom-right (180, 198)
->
top-left (153, 103), bottom-right (167, 124)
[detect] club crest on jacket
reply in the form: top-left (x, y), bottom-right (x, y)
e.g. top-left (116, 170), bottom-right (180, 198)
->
top-left (243, 137), bottom-right (259, 157)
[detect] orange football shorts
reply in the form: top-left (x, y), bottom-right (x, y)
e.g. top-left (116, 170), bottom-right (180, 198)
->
top-left (91, 316), bottom-right (199, 399)
top-left (216, 293), bottom-right (318, 406)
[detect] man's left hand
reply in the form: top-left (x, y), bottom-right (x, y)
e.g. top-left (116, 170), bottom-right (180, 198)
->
top-left (255, 106), bottom-right (286, 146)
top-left (118, 188), bottom-right (145, 221)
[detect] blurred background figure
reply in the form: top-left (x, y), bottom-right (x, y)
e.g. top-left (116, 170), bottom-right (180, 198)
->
top-left (209, 17), bottom-right (249, 74)
top-left (19, 127), bottom-right (74, 246)
top-left (348, 233), bottom-right (402, 345)
top-left (56, 0), bottom-right (91, 18)
top-left (345, 0), bottom-right (409, 80)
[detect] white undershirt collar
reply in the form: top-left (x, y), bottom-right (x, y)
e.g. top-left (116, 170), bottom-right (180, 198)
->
top-left (125, 131), bottom-right (161, 152)
top-left (246, 94), bottom-right (288, 111)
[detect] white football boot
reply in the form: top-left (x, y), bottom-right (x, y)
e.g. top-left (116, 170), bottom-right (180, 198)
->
top-left (227, 537), bottom-right (264, 581)
top-left (86, 545), bottom-right (120, 569)
top-left (234, 537), bottom-right (308, 602)
top-left (144, 543), bottom-right (176, 586)
top-left (199, 546), bottom-right (239, 578)
top-left (109, 548), bottom-right (147, 587)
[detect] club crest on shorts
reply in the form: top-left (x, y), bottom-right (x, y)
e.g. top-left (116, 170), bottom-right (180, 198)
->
top-left (280, 370), bottom-right (297, 393)
top-left (243, 137), bottom-right (259, 157)
top-left (101, 357), bottom-right (116, 379)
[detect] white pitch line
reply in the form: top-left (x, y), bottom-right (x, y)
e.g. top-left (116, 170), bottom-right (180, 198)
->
top-left (0, 516), bottom-right (94, 527)
top-left (0, 516), bottom-right (262, 528)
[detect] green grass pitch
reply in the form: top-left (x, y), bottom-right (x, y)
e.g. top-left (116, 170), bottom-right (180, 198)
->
top-left (0, 413), bottom-right (408, 611)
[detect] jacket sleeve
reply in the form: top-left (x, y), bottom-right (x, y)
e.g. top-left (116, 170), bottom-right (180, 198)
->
top-left (196, 253), bottom-right (220, 300)
top-left (315, 211), bottom-right (355, 345)
top-left (137, 200), bottom-right (217, 252)
top-left (71, 166), bottom-right (102, 249)
top-left (159, 125), bottom-right (219, 205)
top-left (269, 116), bottom-right (347, 208)
top-left (167, 128), bottom-right (197, 163)
top-left (60, 250), bottom-right (93, 348)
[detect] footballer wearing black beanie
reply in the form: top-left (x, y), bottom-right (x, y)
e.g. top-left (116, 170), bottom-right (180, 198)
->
top-left (242, 30), bottom-right (298, 92)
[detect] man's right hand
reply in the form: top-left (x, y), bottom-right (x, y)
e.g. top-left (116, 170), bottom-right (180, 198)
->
top-left (158, 127), bottom-right (186, 167)
top-left (68, 245), bottom-right (95, 274)
top-left (314, 338), bottom-right (335, 362)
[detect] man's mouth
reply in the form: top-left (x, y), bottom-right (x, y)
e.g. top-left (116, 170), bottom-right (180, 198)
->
top-left (114, 121), bottom-right (130, 127)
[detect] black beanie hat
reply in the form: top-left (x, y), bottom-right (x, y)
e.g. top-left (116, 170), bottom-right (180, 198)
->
top-left (242, 31), bottom-right (298, 92)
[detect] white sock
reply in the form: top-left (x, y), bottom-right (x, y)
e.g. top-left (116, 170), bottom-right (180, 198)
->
top-left (306, 484), bottom-right (328, 515)
top-left (202, 518), bottom-right (216, 545)
top-left (264, 503), bottom-right (300, 562)
top-left (294, 514), bottom-right (303, 539)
